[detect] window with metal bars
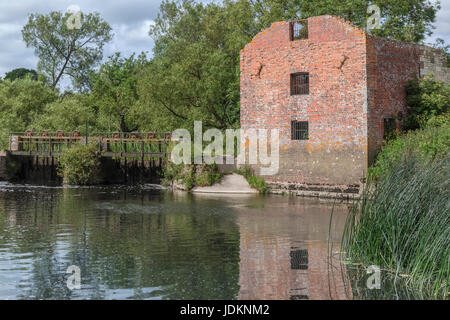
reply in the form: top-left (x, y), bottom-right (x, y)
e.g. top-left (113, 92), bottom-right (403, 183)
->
top-left (290, 249), bottom-right (308, 269)
top-left (289, 20), bottom-right (308, 40)
top-left (290, 72), bottom-right (309, 95)
top-left (291, 121), bottom-right (309, 140)
top-left (383, 118), bottom-right (396, 139)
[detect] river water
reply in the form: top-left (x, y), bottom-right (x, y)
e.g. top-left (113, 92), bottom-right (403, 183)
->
top-left (0, 182), bottom-right (419, 300)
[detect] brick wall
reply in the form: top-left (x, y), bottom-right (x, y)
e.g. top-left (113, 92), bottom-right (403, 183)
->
top-left (240, 15), bottom-right (450, 186)
top-left (366, 38), bottom-right (421, 164)
top-left (240, 15), bottom-right (368, 185)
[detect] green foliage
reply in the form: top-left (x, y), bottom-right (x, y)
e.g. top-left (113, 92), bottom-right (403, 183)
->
top-left (58, 142), bottom-right (101, 185)
top-left (368, 123), bottom-right (450, 180)
top-left (235, 165), bottom-right (268, 193)
top-left (195, 164), bottom-right (223, 187)
top-left (31, 95), bottom-right (99, 132)
top-left (405, 75), bottom-right (450, 130)
top-left (91, 52), bottom-right (148, 132)
top-left (252, 0), bottom-right (441, 43)
top-left (22, 10), bottom-right (112, 89)
top-left (342, 154), bottom-right (449, 299)
top-left (4, 68), bottom-right (38, 81)
top-left (139, 0), bottom-right (254, 131)
top-left (162, 162), bottom-right (223, 190)
top-left (0, 78), bottom-right (58, 149)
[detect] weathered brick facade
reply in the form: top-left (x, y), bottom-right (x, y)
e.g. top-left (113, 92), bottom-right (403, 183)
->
top-left (240, 15), bottom-right (449, 188)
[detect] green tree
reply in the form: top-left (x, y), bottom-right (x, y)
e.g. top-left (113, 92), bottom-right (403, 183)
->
top-left (32, 95), bottom-right (99, 133)
top-left (4, 68), bottom-right (38, 81)
top-left (0, 78), bottom-right (58, 149)
top-left (139, 0), bottom-right (254, 130)
top-left (251, 0), bottom-right (440, 43)
top-left (431, 38), bottom-right (450, 67)
top-left (22, 10), bottom-right (113, 90)
top-left (91, 52), bottom-right (148, 132)
top-left (58, 142), bottom-right (101, 185)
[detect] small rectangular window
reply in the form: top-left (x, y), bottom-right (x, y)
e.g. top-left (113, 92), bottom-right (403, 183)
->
top-left (291, 121), bottom-right (309, 140)
top-left (291, 72), bottom-right (309, 95)
top-left (289, 20), bottom-right (308, 41)
top-left (383, 118), bottom-right (396, 139)
top-left (290, 249), bottom-right (308, 269)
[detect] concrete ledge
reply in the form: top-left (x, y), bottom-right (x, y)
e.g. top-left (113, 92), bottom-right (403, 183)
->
top-left (192, 173), bottom-right (258, 194)
top-left (267, 181), bottom-right (361, 199)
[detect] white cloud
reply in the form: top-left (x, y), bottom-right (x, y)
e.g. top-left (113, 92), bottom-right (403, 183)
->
top-left (0, 0), bottom-right (161, 77)
top-left (0, 0), bottom-right (449, 79)
top-left (427, 0), bottom-right (450, 45)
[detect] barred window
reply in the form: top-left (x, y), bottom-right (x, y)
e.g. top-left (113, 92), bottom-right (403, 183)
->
top-left (291, 121), bottom-right (309, 140)
top-left (291, 72), bottom-right (309, 95)
top-left (290, 249), bottom-right (308, 269)
top-left (383, 118), bottom-right (396, 139)
top-left (289, 20), bottom-right (308, 40)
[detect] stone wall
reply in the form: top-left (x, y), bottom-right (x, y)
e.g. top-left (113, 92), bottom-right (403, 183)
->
top-left (419, 45), bottom-right (450, 83)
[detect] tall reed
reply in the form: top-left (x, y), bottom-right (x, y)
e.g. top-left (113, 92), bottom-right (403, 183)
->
top-left (342, 153), bottom-right (449, 299)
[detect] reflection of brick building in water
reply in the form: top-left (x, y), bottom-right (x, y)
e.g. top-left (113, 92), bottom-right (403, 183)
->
top-left (237, 201), bottom-right (349, 300)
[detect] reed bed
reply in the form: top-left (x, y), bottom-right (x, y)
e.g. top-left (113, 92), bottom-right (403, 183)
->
top-left (341, 153), bottom-right (449, 299)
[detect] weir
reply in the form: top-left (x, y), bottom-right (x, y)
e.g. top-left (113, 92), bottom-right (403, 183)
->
top-left (1, 131), bottom-right (171, 184)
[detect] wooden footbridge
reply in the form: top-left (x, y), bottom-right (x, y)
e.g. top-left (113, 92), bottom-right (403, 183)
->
top-left (9, 130), bottom-right (171, 160)
top-left (4, 130), bottom-right (172, 183)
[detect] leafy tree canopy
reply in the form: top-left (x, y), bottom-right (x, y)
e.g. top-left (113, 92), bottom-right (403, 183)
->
top-left (91, 52), bottom-right (148, 132)
top-left (140, 0), bottom-right (255, 130)
top-left (251, 0), bottom-right (441, 43)
top-left (22, 10), bottom-right (113, 90)
top-left (4, 68), bottom-right (38, 81)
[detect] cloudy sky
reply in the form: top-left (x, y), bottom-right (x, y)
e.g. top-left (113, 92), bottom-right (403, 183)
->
top-left (0, 0), bottom-right (449, 80)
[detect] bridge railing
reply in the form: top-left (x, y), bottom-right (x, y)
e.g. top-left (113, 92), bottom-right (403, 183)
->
top-left (9, 131), bottom-right (172, 160)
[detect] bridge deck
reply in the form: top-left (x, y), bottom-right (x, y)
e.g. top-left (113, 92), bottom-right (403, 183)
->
top-left (8, 132), bottom-right (171, 160)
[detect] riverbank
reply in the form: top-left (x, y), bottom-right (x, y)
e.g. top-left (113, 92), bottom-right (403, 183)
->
top-left (341, 121), bottom-right (450, 299)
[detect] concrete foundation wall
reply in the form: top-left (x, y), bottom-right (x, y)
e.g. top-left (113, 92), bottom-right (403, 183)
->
top-left (1, 155), bottom-right (163, 185)
top-left (0, 151), bottom-right (7, 180)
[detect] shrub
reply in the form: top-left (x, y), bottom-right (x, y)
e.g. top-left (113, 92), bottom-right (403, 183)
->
top-left (161, 162), bottom-right (222, 190)
top-left (368, 123), bottom-right (450, 180)
top-left (58, 143), bottom-right (101, 185)
top-left (235, 165), bottom-right (268, 194)
top-left (195, 164), bottom-right (223, 187)
top-left (405, 75), bottom-right (450, 130)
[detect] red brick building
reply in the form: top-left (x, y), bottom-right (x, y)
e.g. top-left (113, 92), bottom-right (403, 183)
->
top-left (240, 15), bottom-right (449, 195)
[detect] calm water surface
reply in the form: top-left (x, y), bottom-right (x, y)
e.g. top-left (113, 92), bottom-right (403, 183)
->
top-left (0, 182), bottom-right (417, 300)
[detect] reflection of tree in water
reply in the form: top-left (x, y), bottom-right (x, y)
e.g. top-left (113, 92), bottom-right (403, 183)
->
top-left (0, 187), bottom-right (241, 299)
